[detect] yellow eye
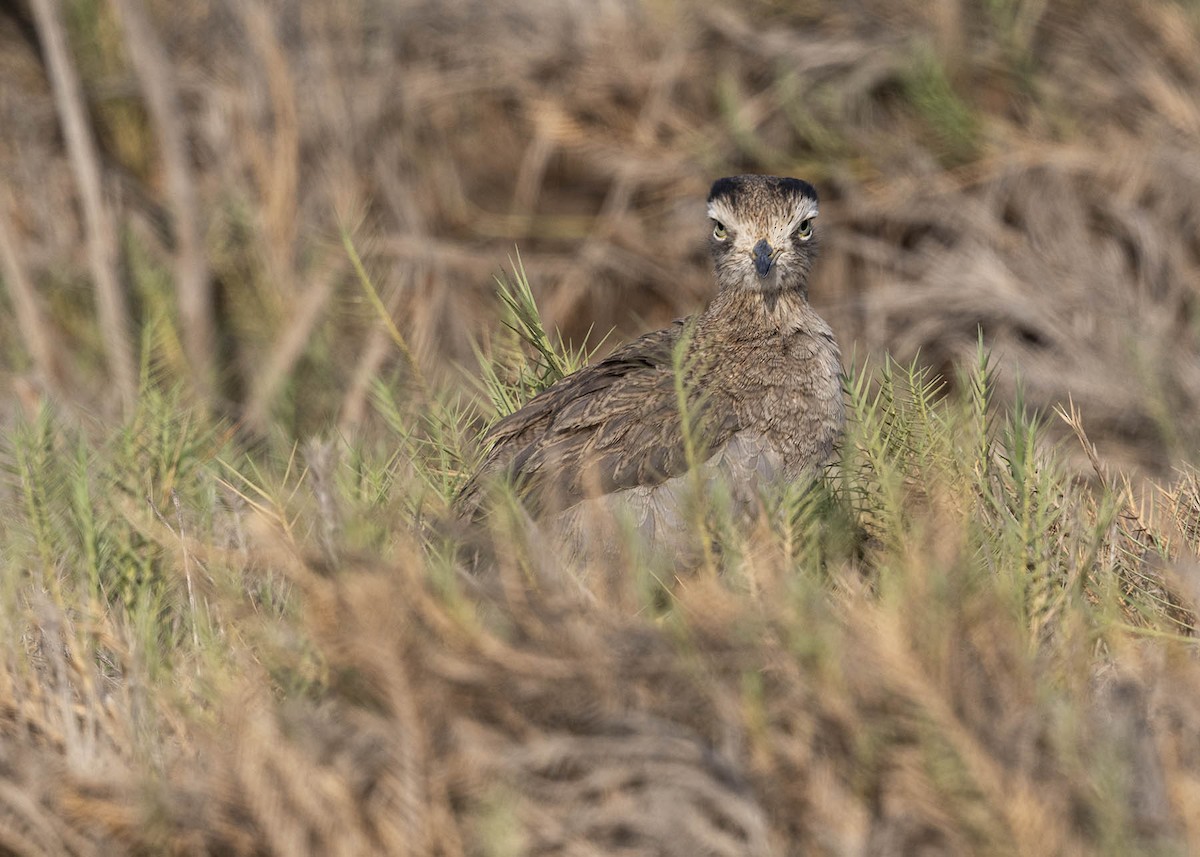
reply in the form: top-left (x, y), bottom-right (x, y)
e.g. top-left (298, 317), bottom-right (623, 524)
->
top-left (795, 218), bottom-right (813, 241)
top-left (712, 222), bottom-right (728, 241)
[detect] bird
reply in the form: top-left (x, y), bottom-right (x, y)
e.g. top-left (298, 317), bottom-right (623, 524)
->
top-left (457, 175), bottom-right (844, 566)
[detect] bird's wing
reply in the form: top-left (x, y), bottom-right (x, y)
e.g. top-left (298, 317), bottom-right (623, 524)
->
top-left (458, 321), bottom-right (741, 517)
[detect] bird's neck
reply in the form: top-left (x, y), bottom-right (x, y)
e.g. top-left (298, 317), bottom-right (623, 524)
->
top-left (699, 284), bottom-right (818, 336)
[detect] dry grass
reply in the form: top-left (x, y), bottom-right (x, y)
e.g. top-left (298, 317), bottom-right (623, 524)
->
top-left (2, 0), bottom-right (1199, 467)
top-left (3, 1), bottom-right (1200, 854)
top-left (2, 483), bottom-right (1200, 855)
top-left (0, 340), bottom-right (1198, 854)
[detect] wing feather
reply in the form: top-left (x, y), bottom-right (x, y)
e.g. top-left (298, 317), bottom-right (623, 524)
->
top-left (457, 320), bottom-right (741, 518)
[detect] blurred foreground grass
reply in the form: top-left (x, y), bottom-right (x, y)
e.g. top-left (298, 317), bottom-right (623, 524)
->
top-left (3, 266), bottom-right (1200, 854)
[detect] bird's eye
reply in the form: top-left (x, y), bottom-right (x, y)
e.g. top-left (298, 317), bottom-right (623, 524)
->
top-left (794, 218), bottom-right (813, 241)
top-left (712, 222), bottom-right (728, 241)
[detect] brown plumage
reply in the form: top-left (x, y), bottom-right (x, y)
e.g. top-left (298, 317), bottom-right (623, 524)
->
top-left (458, 175), bottom-right (844, 559)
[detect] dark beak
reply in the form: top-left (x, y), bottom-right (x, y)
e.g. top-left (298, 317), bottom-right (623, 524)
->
top-left (752, 239), bottom-right (774, 278)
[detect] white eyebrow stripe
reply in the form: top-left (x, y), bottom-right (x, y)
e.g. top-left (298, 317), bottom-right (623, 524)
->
top-left (707, 199), bottom-right (738, 225)
top-left (706, 195), bottom-right (818, 236)
top-left (784, 204), bottom-right (818, 229)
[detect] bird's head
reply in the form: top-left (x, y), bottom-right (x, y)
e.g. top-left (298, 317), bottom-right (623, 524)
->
top-left (706, 175), bottom-right (819, 296)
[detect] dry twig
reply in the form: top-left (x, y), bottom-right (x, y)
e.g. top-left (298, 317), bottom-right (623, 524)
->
top-left (29, 0), bottom-right (136, 408)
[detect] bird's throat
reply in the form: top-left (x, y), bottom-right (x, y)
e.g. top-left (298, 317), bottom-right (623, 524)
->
top-left (700, 284), bottom-right (816, 339)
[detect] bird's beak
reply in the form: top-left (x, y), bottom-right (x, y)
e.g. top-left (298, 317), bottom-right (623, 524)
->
top-left (752, 239), bottom-right (775, 278)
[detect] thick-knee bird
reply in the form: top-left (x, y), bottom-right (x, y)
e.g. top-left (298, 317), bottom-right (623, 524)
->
top-left (458, 175), bottom-right (844, 560)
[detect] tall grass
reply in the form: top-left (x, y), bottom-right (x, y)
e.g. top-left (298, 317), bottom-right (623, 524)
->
top-left (6, 0), bottom-right (1200, 475)
top-left (2, 1), bottom-right (1200, 849)
top-left (0, 263), bottom-right (1197, 853)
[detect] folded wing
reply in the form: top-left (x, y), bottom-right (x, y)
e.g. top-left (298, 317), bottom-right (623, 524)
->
top-left (458, 322), bottom-right (741, 518)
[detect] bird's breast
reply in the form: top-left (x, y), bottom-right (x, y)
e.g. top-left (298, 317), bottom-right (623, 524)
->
top-left (715, 326), bottom-right (843, 474)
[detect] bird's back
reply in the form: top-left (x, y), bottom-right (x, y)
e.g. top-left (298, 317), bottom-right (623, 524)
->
top-left (456, 290), bottom-right (842, 557)
top-left (456, 319), bottom-right (727, 520)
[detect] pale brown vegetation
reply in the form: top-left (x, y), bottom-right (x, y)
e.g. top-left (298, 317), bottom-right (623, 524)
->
top-left (2, 0), bottom-right (1199, 468)
top-left (3, 501), bottom-right (1200, 856)
top-left (3, 1), bottom-right (1200, 855)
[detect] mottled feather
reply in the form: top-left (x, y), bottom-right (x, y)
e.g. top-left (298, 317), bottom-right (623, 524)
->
top-left (459, 322), bottom-right (742, 516)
